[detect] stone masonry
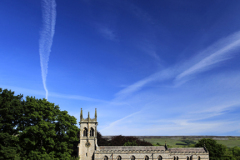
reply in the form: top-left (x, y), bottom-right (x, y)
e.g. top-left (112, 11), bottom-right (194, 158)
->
top-left (78, 109), bottom-right (209, 160)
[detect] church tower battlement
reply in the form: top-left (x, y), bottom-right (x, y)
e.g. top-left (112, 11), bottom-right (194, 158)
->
top-left (78, 108), bottom-right (98, 160)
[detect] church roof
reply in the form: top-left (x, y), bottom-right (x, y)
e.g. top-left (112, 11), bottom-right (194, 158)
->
top-left (98, 146), bottom-right (166, 151)
top-left (168, 148), bottom-right (207, 153)
top-left (96, 146), bottom-right (207, 154)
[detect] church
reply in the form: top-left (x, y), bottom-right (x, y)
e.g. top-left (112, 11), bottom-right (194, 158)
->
top-left (78, 109), bottom-right (209, 160)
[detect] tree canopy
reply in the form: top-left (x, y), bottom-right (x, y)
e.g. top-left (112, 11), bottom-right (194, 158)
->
top-left (195, 138), bottom-right (240, 160)
top-left (123, 140), bottom-right (138, 146)
top-left (195, 138), bottom-right (226, 158)
top-left (110, 135), bottom-right (152, 146)
top-left (97, 133), bottom-right (152, 146)
top-left (0, 88), bottom-right (79, 160)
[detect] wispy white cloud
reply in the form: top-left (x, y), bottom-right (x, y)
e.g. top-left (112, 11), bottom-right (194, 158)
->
top-left (1, 85), bottom-right (111, 104)
top-left (100, 110), bottom-right (142, 133)
top-left (190, 103), bottom-right (240, 117)
top-left (49, 92), bottom-right (110, 103)
top-left (115, 31), bottom-right (240, 99)
top-left (138, 41), bottom-right (161, 62)
top-left (100, 101), bottom-right (240, 135)
top-left (1, 85), bottom-right (46, 97)
top-left (172, 103), bottom-right (240, 128)
top-left (160, 103), bottom-right (240, 135)
top-left (114, 68), bottom-right (174, 99)
top-left (124, 2), bottom-right (155, 25)
top-left (101, 113), bottom-right (240, 135)
top-left (98, 25), bottom-right (116, 41)
top-left (176, 31), bottom-right (240, 81)
top-left (101, 68), bottom-right (240, 135)
top-left (39, 0), bottom-right (57, 100)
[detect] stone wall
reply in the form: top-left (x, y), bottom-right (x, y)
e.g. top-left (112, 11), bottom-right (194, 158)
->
top-left (79, 121), bottom-right (98, 160)
top-left (94, 146), bottom-right (209, 160)
top-left (94, 152), bottom-right (209, 160)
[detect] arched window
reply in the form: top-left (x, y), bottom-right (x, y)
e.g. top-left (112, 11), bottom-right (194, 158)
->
top-left (158, 156), bottom-right (162, 160)
top-left (117, 156), bottom-right (121, 160)
top-left (174, 156), bottom-right (176, 160)
top-left (90, 127), bottom-right (94, 137)
top-left (104, 156), bottom-right (108, 160)
top-left (176, 157), bottom-right (179, 160)
top-left (190, 156), bottom-right (193, 160)
top-left (198, 156), bottom-right (201, 160)
top-left (145, 156), bottom-right (149, 160)
top-left (131, 155), bottom-right (135, 160)
top-left (83, 127), bottom-right (88, 137)
top-left (187, 157), bottom-right (189, 160)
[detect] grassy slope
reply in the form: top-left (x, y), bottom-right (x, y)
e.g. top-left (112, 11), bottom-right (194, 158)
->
top-left (216, 137), bottom-right (240, 148)
top-left (143, 137), bottom-right (240, 148)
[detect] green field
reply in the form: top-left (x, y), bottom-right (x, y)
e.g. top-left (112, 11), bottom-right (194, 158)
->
top-left (142, 136), bottom-right (240, 148)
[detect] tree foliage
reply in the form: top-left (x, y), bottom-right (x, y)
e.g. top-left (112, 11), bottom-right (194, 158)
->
top-left (97, 134), bottom-right (152, 146)
top-left (195, 138), bottom-right (226, 158)
top-left (0, 88), bottom-right (22, 159)
top-left (231, 146), bottom-right (240, 157)
top-left (97, 131), bottom-right (110, 146)
top-left (0, 88), bottom-right (79, 160)
top-left (110, 135), bottom-right (152, 146)
top-left (123, 140), bottom-right (138, 146)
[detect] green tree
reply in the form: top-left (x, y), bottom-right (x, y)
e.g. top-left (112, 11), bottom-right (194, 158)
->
top-left (54, 110), bottom-right (79, 158)
top-left (18, 97), bottom-right (57, 158)
top-left (232, 146), bottom-right (240, 157)
top-left (195, 138), bottom-right (226, 158)
top-left (109, 135), bottom-right (152, 146)
top-left (97, 131), bottom-right (110, 146)
top-left (0, 88), bottom-right (79, 160)
top-left (18, 96), bottom-right (79, 159)
top-left (153, 143), bottom-right (162, 146)
top-left (0, 88), bottom-right (22, 159)
top-left (123, 140), bottom-right (138, 146)
top-left (228, 146), bottom-right (240, 160)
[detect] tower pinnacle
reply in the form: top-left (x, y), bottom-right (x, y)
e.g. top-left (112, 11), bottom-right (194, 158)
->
top-left (80, 108), bottom-right (83, 120)
top-left (95, 108), bottom-right (97, 120)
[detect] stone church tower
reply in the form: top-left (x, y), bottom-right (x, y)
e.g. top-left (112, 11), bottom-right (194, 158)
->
top-left (78, 108), bottom-right (98, 160)
top-left (78, 109), bottom-right (209, 160)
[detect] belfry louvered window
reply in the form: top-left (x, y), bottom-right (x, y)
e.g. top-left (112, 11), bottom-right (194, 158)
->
top-left (83, 127), bottom-right (88, 137)
top-left (90, 127), bottom-right (94, 136)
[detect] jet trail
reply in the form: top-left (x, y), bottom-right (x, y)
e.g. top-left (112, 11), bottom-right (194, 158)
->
top-left (39, 0), bottom-right (56, 100)
top-left (176, 31), bottom-right (240, 81)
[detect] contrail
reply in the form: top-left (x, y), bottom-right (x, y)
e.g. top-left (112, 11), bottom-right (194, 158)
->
top-left (39, 0), bottom-right (56, 100)
top-left (176, 31), bottom-right (240, 80)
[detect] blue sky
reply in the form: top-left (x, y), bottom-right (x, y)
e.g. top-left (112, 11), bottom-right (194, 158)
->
top-left (1, 0), bottom-right (240, 136)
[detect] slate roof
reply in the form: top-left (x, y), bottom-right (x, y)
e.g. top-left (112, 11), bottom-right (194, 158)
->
top-left (168, 148), bottom-right (207, 153)
top-left (98, 146), bottom-right (166, 151)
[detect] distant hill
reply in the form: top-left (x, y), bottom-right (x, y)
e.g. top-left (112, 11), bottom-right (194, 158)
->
top-left (103, 136), bottom-right (240, 140)
top-left (102, 136), bottom-right (240, 148)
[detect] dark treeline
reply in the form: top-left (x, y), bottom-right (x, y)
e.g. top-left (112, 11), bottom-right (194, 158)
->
top-left (97, 132), bottom-right (152, 146)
